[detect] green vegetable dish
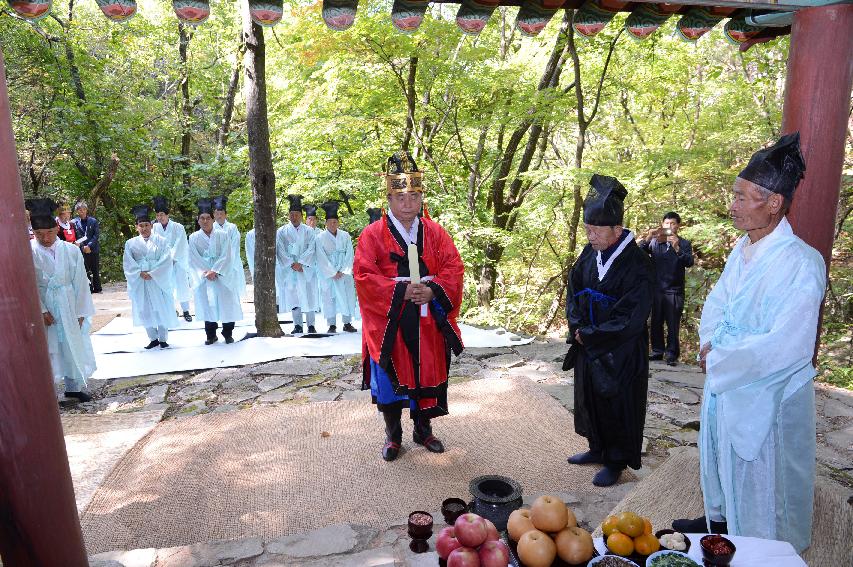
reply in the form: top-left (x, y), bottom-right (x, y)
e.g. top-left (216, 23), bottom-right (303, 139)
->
top-left (649, 554), bottom-right (700, 567)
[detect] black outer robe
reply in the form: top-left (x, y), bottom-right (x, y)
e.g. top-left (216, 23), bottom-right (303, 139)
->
top-left (566, 239), bottom-right (654, 470)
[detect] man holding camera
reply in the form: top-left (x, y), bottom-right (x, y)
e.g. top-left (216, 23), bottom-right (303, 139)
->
top-left (638, 212), bottom-right (693, 366)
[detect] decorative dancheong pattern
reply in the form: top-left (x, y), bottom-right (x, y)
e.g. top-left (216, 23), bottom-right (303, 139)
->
top-left (515, 0), bottom-right (564, 38)
top-left (572, 1), bottom-right (622, 38)
top-left (172, 0), bottom-right (210, 25)
top-left (95, 0), bottom-right (137, 22)
top-left (456, 0), bottom-right (499, 36)
top-left (322, 0), bottom-right (358, 31)
top-left (391, 0), bottom-right (430, 33)
top-left (7, 0), bottom-right (52, 21)
top-left (676, 7), bottom-right (723, 42)
top-left (724, 17), bottom-right (763, 45)
top-left (624, 3), bottom-right (678, 40)
top-left (249, 0), bottom-right (283, 26)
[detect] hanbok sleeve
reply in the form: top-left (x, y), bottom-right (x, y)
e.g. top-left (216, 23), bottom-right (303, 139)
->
top-left (298, 230), bottom-right (316, 267)
top-left (210, 232), bottom-right (232, 276)
top-left (173, 225), bottom-right (189, 268)
top-left (423, 226), bottom-right (464, 317)
top-left (147, 238), bottom-right (175, 294)
top-left (341, 233), bottom-right (354, 276)
top-left (314, 235), bottom-right (338, 280)
top-left (354, 226), bottom-right (407, 325)
top-left (123, 240), bottom-right (142, 287)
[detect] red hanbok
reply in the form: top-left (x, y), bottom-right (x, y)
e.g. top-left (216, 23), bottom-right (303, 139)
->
top-left (354, 214), bottom-right (464, 418)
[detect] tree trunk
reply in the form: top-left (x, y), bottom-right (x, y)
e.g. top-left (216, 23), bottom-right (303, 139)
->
top-left (218, 40), bottom-right (245, 148)
top-left (401, 56), bottom-right (418, 152)
top-left (179, 23), bottom-right (192, 193)
top-left (243, 2), bottom-right (282, 338)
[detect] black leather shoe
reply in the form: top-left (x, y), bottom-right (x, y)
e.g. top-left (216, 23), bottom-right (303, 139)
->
top-left (343, 323), bottom-right (357, 333)
top-left (307, 325), bottom-right (317, 334)
top-left (159, 341), bottom-right (169, 349)
top-left (205, 337), bottom-right (218, 345)
top-left (66, 391), bottom-right (92, 403)
top-left (144, 340), bottom-right (160, 350)
top-left (224, 336), bottom-right (234, 344)
top-left (292, 325), bottom-right (303, 334)
top-left (649, 353), bottom-right (664, 361)
top-left (413, 431), bottom-right (445, 453)
top-left (593, 466), bottom-right (623, 487)
top-left (672, 516), bottom-right (728, 534)
top-left (327, 325), bottom-right (337, 333)
top-left (567, 450), bottom-right (603, 465)
top-left (183, 311), bottom-right (192, 322)
top-left (666, 358), bottom-right (677, 366)
top-left (382, 441), bottom-right (401, 461)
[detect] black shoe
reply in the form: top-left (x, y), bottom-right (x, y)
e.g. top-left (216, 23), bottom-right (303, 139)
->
top-left (327, 325), bottom-right (337, 333)
top-left (66, 391), bottom-right (92, 403)
top-left (672, 516), bottom-right (728, 534)
top-left (224, 336), bottom-right (234, 344)
top-left (292, 325), bottom-right (303, 334)
top-left (183, 311), bottom-right (192, 322)
top-left (382, 441), bottom-right (401, 462)
top-left (666, 358), bottom-right (677, 366)
top-left (159, 341), bottom-right (169, 349)
top-left (592, 466), bottom-right (623, 487)
top-left (307, 325), bottom-right (317, 334)
top-left (649, 353), bottom-right (664, 361)
top-left (343, 323), bottom-right (357, 333)
top-left (413, 430), bottom-right (445, 453)
top-left (567, 450), bottom-right (603, 465)
top-left (205, 337), bottom-right (218, 345)
top-left (144, 340), bottom-right (160, 350)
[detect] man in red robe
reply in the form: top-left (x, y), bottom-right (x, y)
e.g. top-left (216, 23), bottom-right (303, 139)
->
top-left (354, 151), bottom-right (465, 462)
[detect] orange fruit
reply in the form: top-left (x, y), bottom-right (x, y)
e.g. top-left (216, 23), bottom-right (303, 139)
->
top-left (601, 515), bottom-right (620, 537)
top-left (634, 533), bottom-right (661, 555)
top-left (606, 532), bottom-right (634, 556)
top-left (617, 512), bottom-right (644, 538)
top-left (642, 517), bottom-right (653, 535)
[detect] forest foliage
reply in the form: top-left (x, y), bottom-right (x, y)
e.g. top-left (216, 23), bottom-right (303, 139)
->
top-left (2, 0), bottom-right (850, 386)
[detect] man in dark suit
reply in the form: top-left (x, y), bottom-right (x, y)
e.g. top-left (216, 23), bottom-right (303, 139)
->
top-left (73, 200), bottom-right (102, 293)
top-left (638, 212), bottom-right (694, 366)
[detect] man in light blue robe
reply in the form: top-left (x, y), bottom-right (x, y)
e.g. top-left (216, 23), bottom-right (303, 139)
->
top-left (674, 133), bottom-right (825, 553)
top-left (276, 195), bottom-right (319, 334)
top-left (315, 201), bottom-right (358, 333)
top-left (27, 198), bottom-right (96, 402)
top-left (152, 196), bottom-right (193, 322)
top-left (188, 199), bottom-right (244, 345)
top-left (212, 195), bottom-right (247, 299)
top-left (123, 205), bottom-right (179, 349)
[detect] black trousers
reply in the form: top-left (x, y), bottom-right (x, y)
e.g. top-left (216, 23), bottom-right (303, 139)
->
top-left (204, 321), bottom-right (235, 340)
top-left (650, 291), bottom-right (684, 360)
top-left (83, 251), bottom-right (101, 293)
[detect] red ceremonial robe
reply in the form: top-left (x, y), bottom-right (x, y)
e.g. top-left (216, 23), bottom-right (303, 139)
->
top-left (354, 214), bottom-right (464, 418)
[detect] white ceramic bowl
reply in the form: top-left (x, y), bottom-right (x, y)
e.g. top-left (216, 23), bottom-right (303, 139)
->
top-left (645, 549), bottom-right (700, 567)
top-left (589, 555), bottom-right (641, 567)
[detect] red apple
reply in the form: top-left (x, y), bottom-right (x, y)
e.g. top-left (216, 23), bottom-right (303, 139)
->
top-left (448, 546), bottom-right (481, 567)
top-left (436, 526), bottom-right (463, 560)
top-left (454, 513), bottom-right (488, 548)
top-left (478, 539), bottom-right (510, 567)
top-left (483, 518), bottom-right (500, 542)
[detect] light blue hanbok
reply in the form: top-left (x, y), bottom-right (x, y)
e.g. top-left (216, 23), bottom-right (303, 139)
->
top-left (214, 219), bottom-right (246, 299)
top-left (315, 228), bottom-right (358, 324)
top-left (275, 223), bottom-right (318, 313)
top-left (188, 229), bottom-right (243, 324)
top-left (123, 234), bottom-right (178, 331)
top-left (698, 217), bottom-right (826, 552)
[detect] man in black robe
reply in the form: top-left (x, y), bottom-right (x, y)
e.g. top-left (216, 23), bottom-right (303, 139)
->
top-left (564, 174), bottom-right (654, 487)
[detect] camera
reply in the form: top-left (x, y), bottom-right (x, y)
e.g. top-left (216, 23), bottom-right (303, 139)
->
top-left (663, 228), bottom-right (673, 236)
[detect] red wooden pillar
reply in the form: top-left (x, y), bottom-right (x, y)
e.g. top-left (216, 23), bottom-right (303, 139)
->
top-left (0, 48), bottom-right (89, 565)
top-left (783, 3), bottom-right (853, 267)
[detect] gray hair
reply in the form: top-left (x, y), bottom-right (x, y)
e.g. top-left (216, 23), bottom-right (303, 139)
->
top-left (75, 200), bottom-right (88, 210)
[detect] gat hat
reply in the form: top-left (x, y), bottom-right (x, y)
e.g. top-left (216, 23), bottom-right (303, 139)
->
top-left (382, 150), bottom-right (423, 195)
top-left (287, 194), bottom-right (303, 213)
top-left (303, 204), bottom-right (318, 218)
top-left (212, 195), bottom-right (227, 212)
top-left (131, 205), bottom-right (152, 223)
top-left (25, 198), bottom-right (58, 230)
top-left (738, 132), bottom-right (805, 201)
top-left (583, 174), bottom-right (627, 227)
top-left (152, 196), bottom-right (170, 214)
top-left (367, 207), bottom-right (383, 224)
top-left (196, 198), bottom-right (214, 216)
top-left (321, 201), bottom-right (341, 220)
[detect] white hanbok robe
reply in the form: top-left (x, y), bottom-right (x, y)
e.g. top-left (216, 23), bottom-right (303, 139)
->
top-left (275, 223), bottom-right (318, 312)
top-left (123, 234), bottom-right (179, 330)
top-left (698, 217), bottom-right (826, 552)
top-left (214, 220), bottom-right (247, 298)
top-left (245, 228), bottom-right (256, 278)
top-left (188, 229), bottom-right (244, 323)
top-left (153, 219), bottom-right (192, 305)
top-left (315, 228), bottom-right (358, 320)
top-left (30, 239), bottom-right (96, 384)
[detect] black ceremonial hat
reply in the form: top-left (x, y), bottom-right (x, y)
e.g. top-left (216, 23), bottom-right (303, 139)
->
top-left (212, 195), bottom-right (227, 212)
top-left (583, 174), bottom-right (627, 227)
top-left (321, 201), bottom-right (340, 220)
top-left (287, 194), bottom-right (303, 213)
top-left (303, 204), bottom-right (318, 218)
top-left (367, 207), bottom-right (383, 224)
top-left (196, 198), bottom-right (214, 216)
top-left (25, 198), bottom-right (58, 230)
top-left (738, 132), bottom-right (806, 201)
top-left (131, 205), bottom-right (152, 223)
top-left (152, 196), bottom-right (170, 214)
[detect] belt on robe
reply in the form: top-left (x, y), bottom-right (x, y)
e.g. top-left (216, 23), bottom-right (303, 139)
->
top-left (574, 288), bottom-right (617, 326)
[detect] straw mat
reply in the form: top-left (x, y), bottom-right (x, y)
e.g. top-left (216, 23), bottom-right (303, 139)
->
top-left (80, 377), bottom-right (629, 554)
top-left (594, 447), bottom-right (853, 564)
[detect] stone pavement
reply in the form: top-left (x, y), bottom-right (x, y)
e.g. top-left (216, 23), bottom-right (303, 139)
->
top-left (70, 284), bottom-right (852, 565)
